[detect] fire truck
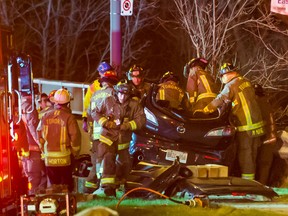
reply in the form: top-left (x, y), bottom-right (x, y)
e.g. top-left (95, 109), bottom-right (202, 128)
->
top-left (0, 26), bottom-right (34, 215)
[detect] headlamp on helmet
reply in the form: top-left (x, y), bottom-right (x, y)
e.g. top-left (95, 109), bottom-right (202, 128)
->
top-left (219, 63), bottom-right (236, 76)
top-left (114, 80), bottom-right (132, 95)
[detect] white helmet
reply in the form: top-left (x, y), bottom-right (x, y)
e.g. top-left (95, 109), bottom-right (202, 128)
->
top-left (51, 88), bottom-right (71, 104)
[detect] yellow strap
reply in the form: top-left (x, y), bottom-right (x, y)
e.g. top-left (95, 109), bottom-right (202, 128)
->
top-left (196, 92), bottom-right (217, 102)
top-left (99, 135), bottom-right (113, 146)
top-left (241, 173), bottom-right (255, 180)
top-left (129, 120), bottom-right (137, 130)
top-left (237, 121), bottom-right (265, 132)
top-left (199, 75), bottom-right (212, 93)
top-left (239, 92), bottom-right (253, 126)
top-left (98, 117), bottom-right (108, 126)
top-left (159, 89), bottom-right (165, 100)
top-left (118, 143), bottom-right (130, 150)
top-left (101, 177), bottom-right (115, 184)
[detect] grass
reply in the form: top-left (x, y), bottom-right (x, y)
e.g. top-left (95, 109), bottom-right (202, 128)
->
top-left (76, 190), bottom-right (288, 216)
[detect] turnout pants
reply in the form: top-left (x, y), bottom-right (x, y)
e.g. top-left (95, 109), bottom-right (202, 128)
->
top-left (236, 131), bottom-right (261, 180)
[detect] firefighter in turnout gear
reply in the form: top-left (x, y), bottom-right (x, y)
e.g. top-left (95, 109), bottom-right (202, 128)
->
top-left (183, 58), bottom-right (219, 112)
top-left (254, 84), bottom-right (277, 185)
top-left (156, 71), bottom-right (190, 110)
top-left (88, 68), bottom-right (119, 196)
top-left (38, 88), bottom-right (81, 192)
top-left (83, 62), bottom-right (118, 193)
top-left (201, 63), bottom-right (265, 180)
top-left (82, 62), bottom-right (112, 132)
top-left (113, 80), bottom-right (146, 186)
top-left (21, 94), bottom-right (47, 195)
top-left (126, 64), bottom-right (151, 101)
top-left (38, 89), bottom-right (57, 120)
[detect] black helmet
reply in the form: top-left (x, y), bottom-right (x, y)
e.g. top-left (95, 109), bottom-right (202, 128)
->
top-left (183, 57), bottom-right (208, 77)
top-left (219, 63), bottom-right (237, 76)
top-left (253, 83), bottom-right (265, 96)
top-left (114, 80), bottom-right (132, 95)
top-left (159, 71), bottom-right (179, 83)
top-left (126, 65), bottom-right (144, 80)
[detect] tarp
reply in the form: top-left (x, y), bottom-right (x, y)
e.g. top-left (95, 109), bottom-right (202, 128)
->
top-left (271, 0), bottom-right (288, 15)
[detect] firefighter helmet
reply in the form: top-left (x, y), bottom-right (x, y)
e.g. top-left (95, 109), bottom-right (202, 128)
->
top-left (159, 71), bottom-right (179, 83)
top-left (188, 58), bottom-right (208, 68)
top-left (51, 88), bottom-right (71, 104)
top-left (126, 65), bottom-right (144, 80)
top-left (97, 62), bottom-right (113, 76)
top-left (114, 80), bottom-right (132, 95)
top-left (99, 69), bottom-right (118, 85)
top-left (183, 57), bottom-right (208, 77)
top-left (219, 63), bottom-right (236, 76)
top-left (48, 90), bottom-right (57, 101)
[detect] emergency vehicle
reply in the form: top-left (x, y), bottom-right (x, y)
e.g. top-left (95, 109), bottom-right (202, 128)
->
top-left (0, 25), bottom-right (36, 215)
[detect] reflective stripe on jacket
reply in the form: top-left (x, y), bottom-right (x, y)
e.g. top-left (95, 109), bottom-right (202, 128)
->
top-left (156, 81), bottom-right (189, 110)
top-left (186, 69), bottom-right (219, 105)
top-left (82, 79), bottom-right (101, 118)
top-left (91, 85), bottom-right (118, 145)
top-left (41, 106), bottom-right (81, 166)
top-left (208, 75), bottom-right (264, 137)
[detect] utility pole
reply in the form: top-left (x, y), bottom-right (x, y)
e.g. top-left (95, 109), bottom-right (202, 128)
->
top-left (110, 0), bottom-right (122, 76)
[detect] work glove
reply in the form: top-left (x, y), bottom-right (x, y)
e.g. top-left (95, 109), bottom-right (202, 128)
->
top-left (120, 122), bottom-right (130, 131)
top-left (104, 120), bottom-right (118, 129)
top-left (82, 118), bottom-right (88, 132)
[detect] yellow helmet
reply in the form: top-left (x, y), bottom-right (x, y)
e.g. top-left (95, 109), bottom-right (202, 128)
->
top-left (50, 88), bottom-right (71, 104)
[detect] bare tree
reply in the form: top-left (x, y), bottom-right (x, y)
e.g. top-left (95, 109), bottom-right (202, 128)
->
top-left (171, 0), bottom-right (288, 89)
top-left (121, 0), bottom-right (159, 67)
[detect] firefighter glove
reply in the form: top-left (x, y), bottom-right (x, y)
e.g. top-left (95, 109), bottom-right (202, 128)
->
top-left (120, 122), bottom-right (130, 131)
top-left (104, 120), bottom-right (118, 129)
top-left (203, 106), bottom-right (213, 114)
top-left (82, 118), bottom-right (88, 132)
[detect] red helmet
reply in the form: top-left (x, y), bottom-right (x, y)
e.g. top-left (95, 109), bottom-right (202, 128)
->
top-left (183, 57), bottom-right (208, 78)
top-left (100, 70), bottom-right (118, 85)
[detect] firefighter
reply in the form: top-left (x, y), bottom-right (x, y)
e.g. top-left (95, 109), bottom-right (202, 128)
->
top-left (82, 62), bottom-right (112, 132)
top-left (84, 62), bottom-right (117, 193)
top-left (37, 93), bottom-right (49, 111)
top-left (201, 63), bottom-right (265, 180)
top-left (183, 57), bottom-right (219, 111)
top-left (38, 89), bottom-right (57, 120)
top-left (21, 94), bottom-right (47, 195)
top-left (113, 80), bottom-right (146, 186)
top-left (38, 88), bottom-right (81, 192)
top-left (156, 71), bottom-right (190, 110)
top-left (126, 64), bottom-right (151, 101)
top-left (254, 84), bottom-right (277, 185)
top-left (88, 68), bottom-right (119, 196)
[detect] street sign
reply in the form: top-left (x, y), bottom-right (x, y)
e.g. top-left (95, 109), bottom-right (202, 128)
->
top-left (271, 0), bottom-right (288, 16)
top-left (121, 0), bottom-right (133, 16)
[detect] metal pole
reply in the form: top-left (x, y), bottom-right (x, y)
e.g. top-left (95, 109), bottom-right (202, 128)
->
top-left (110, 0), bottom-right (122, 76)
